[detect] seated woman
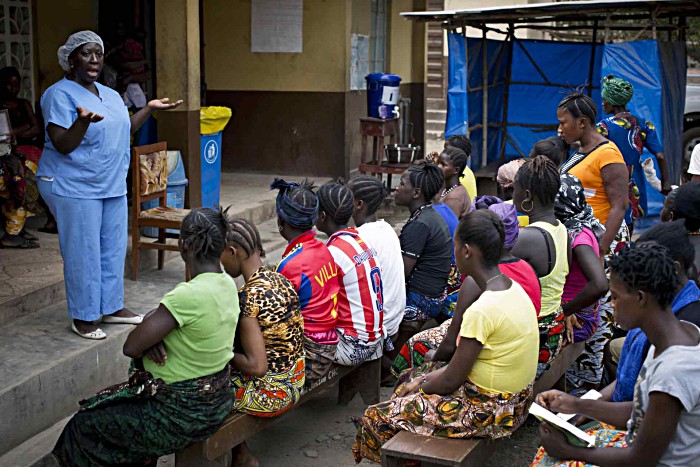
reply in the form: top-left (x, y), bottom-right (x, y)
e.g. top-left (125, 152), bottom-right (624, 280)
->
top-left (389, 163), bottom-right (452, 360)
top-left (672, 182), bottom-right (700, 278)
top-left (271, 178), bottom-right (340, 385)
top-left (347, 175), bottom-right (405, 375)
top-left (445, 134), bottom-right (476, 201)
top-left (532, 244), bottom-right (700, 467)
top-left (511, 156), bottom-right (571, 378)
top-left (531, 135), bottom-right (570, 169)
top-left (604, 221), bottom-right (700, 404)
top-left (51, 207), bottom-right (240, 466)
top-left (554, 174), bottom-right (608, 348)
top-left (437, 146), bottom-right (471, 219)
top-left (391, 195), bottom-right (541, 376)
top-left (316, 180), bottom-right (385, 366)
top-left (220, 216), bottom-right (305, 467)
top-left (353, 210), bottom-right (539, 464)
top-left (497, 158), bottom-right (526, 202)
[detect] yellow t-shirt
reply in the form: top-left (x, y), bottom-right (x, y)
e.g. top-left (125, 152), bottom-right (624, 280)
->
top-left (566, 141), bottom-right (625, 225)
top-left (459, 282), bottom-right (539, 394)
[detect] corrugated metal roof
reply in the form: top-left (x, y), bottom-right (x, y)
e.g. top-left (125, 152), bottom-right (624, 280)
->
top-left (401, 0), bottom-right (700, 26)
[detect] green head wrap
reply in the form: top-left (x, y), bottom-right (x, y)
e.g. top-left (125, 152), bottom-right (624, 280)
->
top-left (601, 74), bottom-right (633, 107)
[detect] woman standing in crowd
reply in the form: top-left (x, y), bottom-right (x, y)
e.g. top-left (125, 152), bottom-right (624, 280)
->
top-left (52, 208), bottom-right (240, 466)
top-left (554, 174), bottom-right (608, 345)
top-left (532, 245), bottom-right (700, 467)
top-left (557, 91), bottom-right (628, 388)
top-left (389, 163), bottom-right (452, 360)
top-left (437, 147), bottom-right (471, 219)
top-left (597, 74), bottom-right (672, 232)
top-left (391, 196), bottom-right (541, 376)
top-left (316, 180), bottom-right (385, 366)
top-left (347, 176), bottom-right (405, 375)
top-left (272, 178), bottom-right (340, 385)
top-left (353, 210), bottom-right (539, 463)
top-left (220, 216), bottom-right (305, 467)
top-left (511, 156), bottom-right (571, 378)
top-left (37, 31), bottom-right (182, 338)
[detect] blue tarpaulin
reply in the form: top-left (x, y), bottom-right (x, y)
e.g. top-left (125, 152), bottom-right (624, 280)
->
top-left (446, 33), bottom-right (687, 216)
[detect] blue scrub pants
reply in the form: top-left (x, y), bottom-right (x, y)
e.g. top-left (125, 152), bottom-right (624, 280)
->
top-left (38, 180), bottom-right (127, 321)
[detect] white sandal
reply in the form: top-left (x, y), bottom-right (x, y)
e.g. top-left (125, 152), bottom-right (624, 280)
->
top-left (102, 314), bottom-right (143, 325)
top-left (71, 322), bottom-right (107, 340)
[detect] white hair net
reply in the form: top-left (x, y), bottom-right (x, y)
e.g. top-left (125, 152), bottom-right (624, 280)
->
top-left (57, 31), bottom-right (104, 73)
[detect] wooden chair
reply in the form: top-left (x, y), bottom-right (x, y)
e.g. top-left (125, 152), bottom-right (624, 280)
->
top-left (131, 142), bottom-right (190, 280)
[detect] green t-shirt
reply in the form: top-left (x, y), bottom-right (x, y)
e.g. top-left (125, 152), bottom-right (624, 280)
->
top-left (144, 272), bottom-right (240, 384)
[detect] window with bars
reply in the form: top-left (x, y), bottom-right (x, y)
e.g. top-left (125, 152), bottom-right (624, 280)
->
top-left (0, 0), bottom-right (33, 103)
top-left (370, 0), bottom-right (387, 74)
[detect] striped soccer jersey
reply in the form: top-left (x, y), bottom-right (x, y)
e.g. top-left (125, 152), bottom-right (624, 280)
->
top-left (326, 227), bottom-right (384, 343)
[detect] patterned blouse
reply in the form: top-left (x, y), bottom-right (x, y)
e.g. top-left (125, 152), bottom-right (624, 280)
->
top-left (239, 267), bottom-right (304, 373)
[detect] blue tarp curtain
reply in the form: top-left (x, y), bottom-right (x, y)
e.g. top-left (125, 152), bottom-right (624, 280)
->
top-left (446, 33), bottom-right (687, 216)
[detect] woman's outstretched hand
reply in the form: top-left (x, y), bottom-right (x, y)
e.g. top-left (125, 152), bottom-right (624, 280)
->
top-left (147, 98), bottom-right (184, 111)
top-left (76, 106), bottom-right (104, 123)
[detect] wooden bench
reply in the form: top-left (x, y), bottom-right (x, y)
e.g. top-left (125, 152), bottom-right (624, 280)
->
top-left (175, 358), bottom-right (380, 466)
top-left (381, 341), bottom-right (584, 467)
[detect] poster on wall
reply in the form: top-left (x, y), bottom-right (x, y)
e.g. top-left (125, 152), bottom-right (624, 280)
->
top-left (251, 0), bottom-right (303, 53)
top-left (351, 34), bottom-right (369, 90)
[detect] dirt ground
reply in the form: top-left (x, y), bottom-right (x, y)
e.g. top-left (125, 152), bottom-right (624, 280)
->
top-left (242, 385), bottom-right (541, 466)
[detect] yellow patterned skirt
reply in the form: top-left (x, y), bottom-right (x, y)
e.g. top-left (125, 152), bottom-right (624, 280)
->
top-left (352, 362), bottom-right (533, 463)
top-left (230, 357), bottom-right (305, 418)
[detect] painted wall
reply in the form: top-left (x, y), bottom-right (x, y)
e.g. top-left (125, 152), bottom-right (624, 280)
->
top-left (33, 0), bottom-right (98, 95)
top-left (203, 0), bottom-right (348, 93)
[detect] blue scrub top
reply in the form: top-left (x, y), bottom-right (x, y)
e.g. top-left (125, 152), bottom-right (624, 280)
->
top-left (37, 78), bottom-right (131, 199)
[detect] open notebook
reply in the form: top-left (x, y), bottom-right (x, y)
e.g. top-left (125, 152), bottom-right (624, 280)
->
top-left (529, 402), bottom-right (596, 448)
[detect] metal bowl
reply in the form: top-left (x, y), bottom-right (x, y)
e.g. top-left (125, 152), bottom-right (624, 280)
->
top-left (383, 144), bottom-right (421, 164)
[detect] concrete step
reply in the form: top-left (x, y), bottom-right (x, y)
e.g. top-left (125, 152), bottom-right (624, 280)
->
top-left (0, 215), bottom-right (290, 460)
top-left (426, 98), bottom-right (447, 111)
top-left (427, 109), bottom-right (447, 117)
top-left (0, 416), bottom-right (69, 467)
top-left (426, 120), bottom-right (445, 132)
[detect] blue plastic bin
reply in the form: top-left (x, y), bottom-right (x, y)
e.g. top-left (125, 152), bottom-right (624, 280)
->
top-left (141, 151), bottom-right (189, 238)
top-left (365, 73), bottom-right (402, 119)
top-left (200, 132), bottom-right (222, 209)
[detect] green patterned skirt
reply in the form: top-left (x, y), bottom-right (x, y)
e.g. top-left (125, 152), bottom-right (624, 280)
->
top-left (52, 366), bottom-right (234, 467)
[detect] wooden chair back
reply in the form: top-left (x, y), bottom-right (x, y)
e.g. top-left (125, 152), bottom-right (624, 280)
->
top-left (132, 142), bottom-right (168, 215)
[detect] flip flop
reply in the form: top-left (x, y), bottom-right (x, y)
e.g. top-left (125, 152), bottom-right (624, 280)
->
top-left (71, 322), bottom-right (107, 340)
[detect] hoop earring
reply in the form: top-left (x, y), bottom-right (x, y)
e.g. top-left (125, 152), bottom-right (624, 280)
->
top-left (520, 199), bottom-right (534, 213)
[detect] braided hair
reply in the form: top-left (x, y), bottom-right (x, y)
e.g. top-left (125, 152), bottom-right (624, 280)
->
top-left (514, 155), bottom-right (561, 206)
top-left (180, 207), bottom-right (230, 261)
top-left (446, 135), bottom-right (472, 158)
top-left (225, 215), bottom-right (266, 258)
top-left (284, 179), bottom-right (318, 230)
top-left (441, 147), bottom-right (468, 179)
top-left (317, 179), bottom-right (355, 225)
top-left (558, 91), bottom-right (597, 126)
top-left (348, 175), bottom-right (387, 216)
top-left (637, 220), bottom-right (694, 273)
top-left (407, 161), bottom-right (445, 202)
top-left (455, 210), bottom-right (505, 268)
top-left (530, 136), bottom-right (569, 167)
top-left (609, 244), bottom-right (679, 308)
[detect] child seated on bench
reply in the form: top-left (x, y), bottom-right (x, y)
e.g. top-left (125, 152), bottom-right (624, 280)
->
top-left (391, 196), bottom-right (541, 376)
top-left (220, 215), bottom-right (305, 466)
top-left (272, 178), bottom-right (340, 386)
top-left (315, 180), bottom-right (385, 366)
top-left (353, 210), bottom-right (540, 464)
top-left (532, 244), bottom-right (700, 466)
top-left (52, 207), bottom-right (241, 466)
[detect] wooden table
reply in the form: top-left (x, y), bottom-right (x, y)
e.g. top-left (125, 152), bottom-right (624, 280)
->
top-left (358, 117), bottom-right (408, 189)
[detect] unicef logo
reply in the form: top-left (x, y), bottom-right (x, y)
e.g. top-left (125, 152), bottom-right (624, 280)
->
top-left (204, 140), bottom-right (218, 164)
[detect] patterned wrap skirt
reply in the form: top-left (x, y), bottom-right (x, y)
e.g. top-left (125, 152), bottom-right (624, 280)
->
top-left (334, 332), bottom-right (383, 367)
top-left (353, 362), bottom-right (533, 464)
top-left (231, 357), bottom-right (306, 417)
top-left (391, 318), bottom-right (451, 377)
top-left (530, 423), bottom-right (628, 466)
top-left (567, 223), bottom-right (630, 388)
top-left (537, 307), bottom-right (566, 379)
top-left (52, 366), bottom-right (234, 467)
top-left (441, 264), bottom-right (463, 318)
top-left (303, 336), bottom-right (337, 387)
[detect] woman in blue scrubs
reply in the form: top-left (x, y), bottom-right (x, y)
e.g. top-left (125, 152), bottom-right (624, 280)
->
top-left (37, 31), bottom-right (182, 339)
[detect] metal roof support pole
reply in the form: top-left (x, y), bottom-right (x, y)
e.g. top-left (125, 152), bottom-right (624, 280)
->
top-left (481, 28), bottom-right (488, 167)
top-left (498, 25), bottom-right (514, 163)
top-left (651, 8), bottom-right (658, 40)
top-left (604, 13), bottom-right (611, 43)
top-left (586, 20), bottom-right (598, 98)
